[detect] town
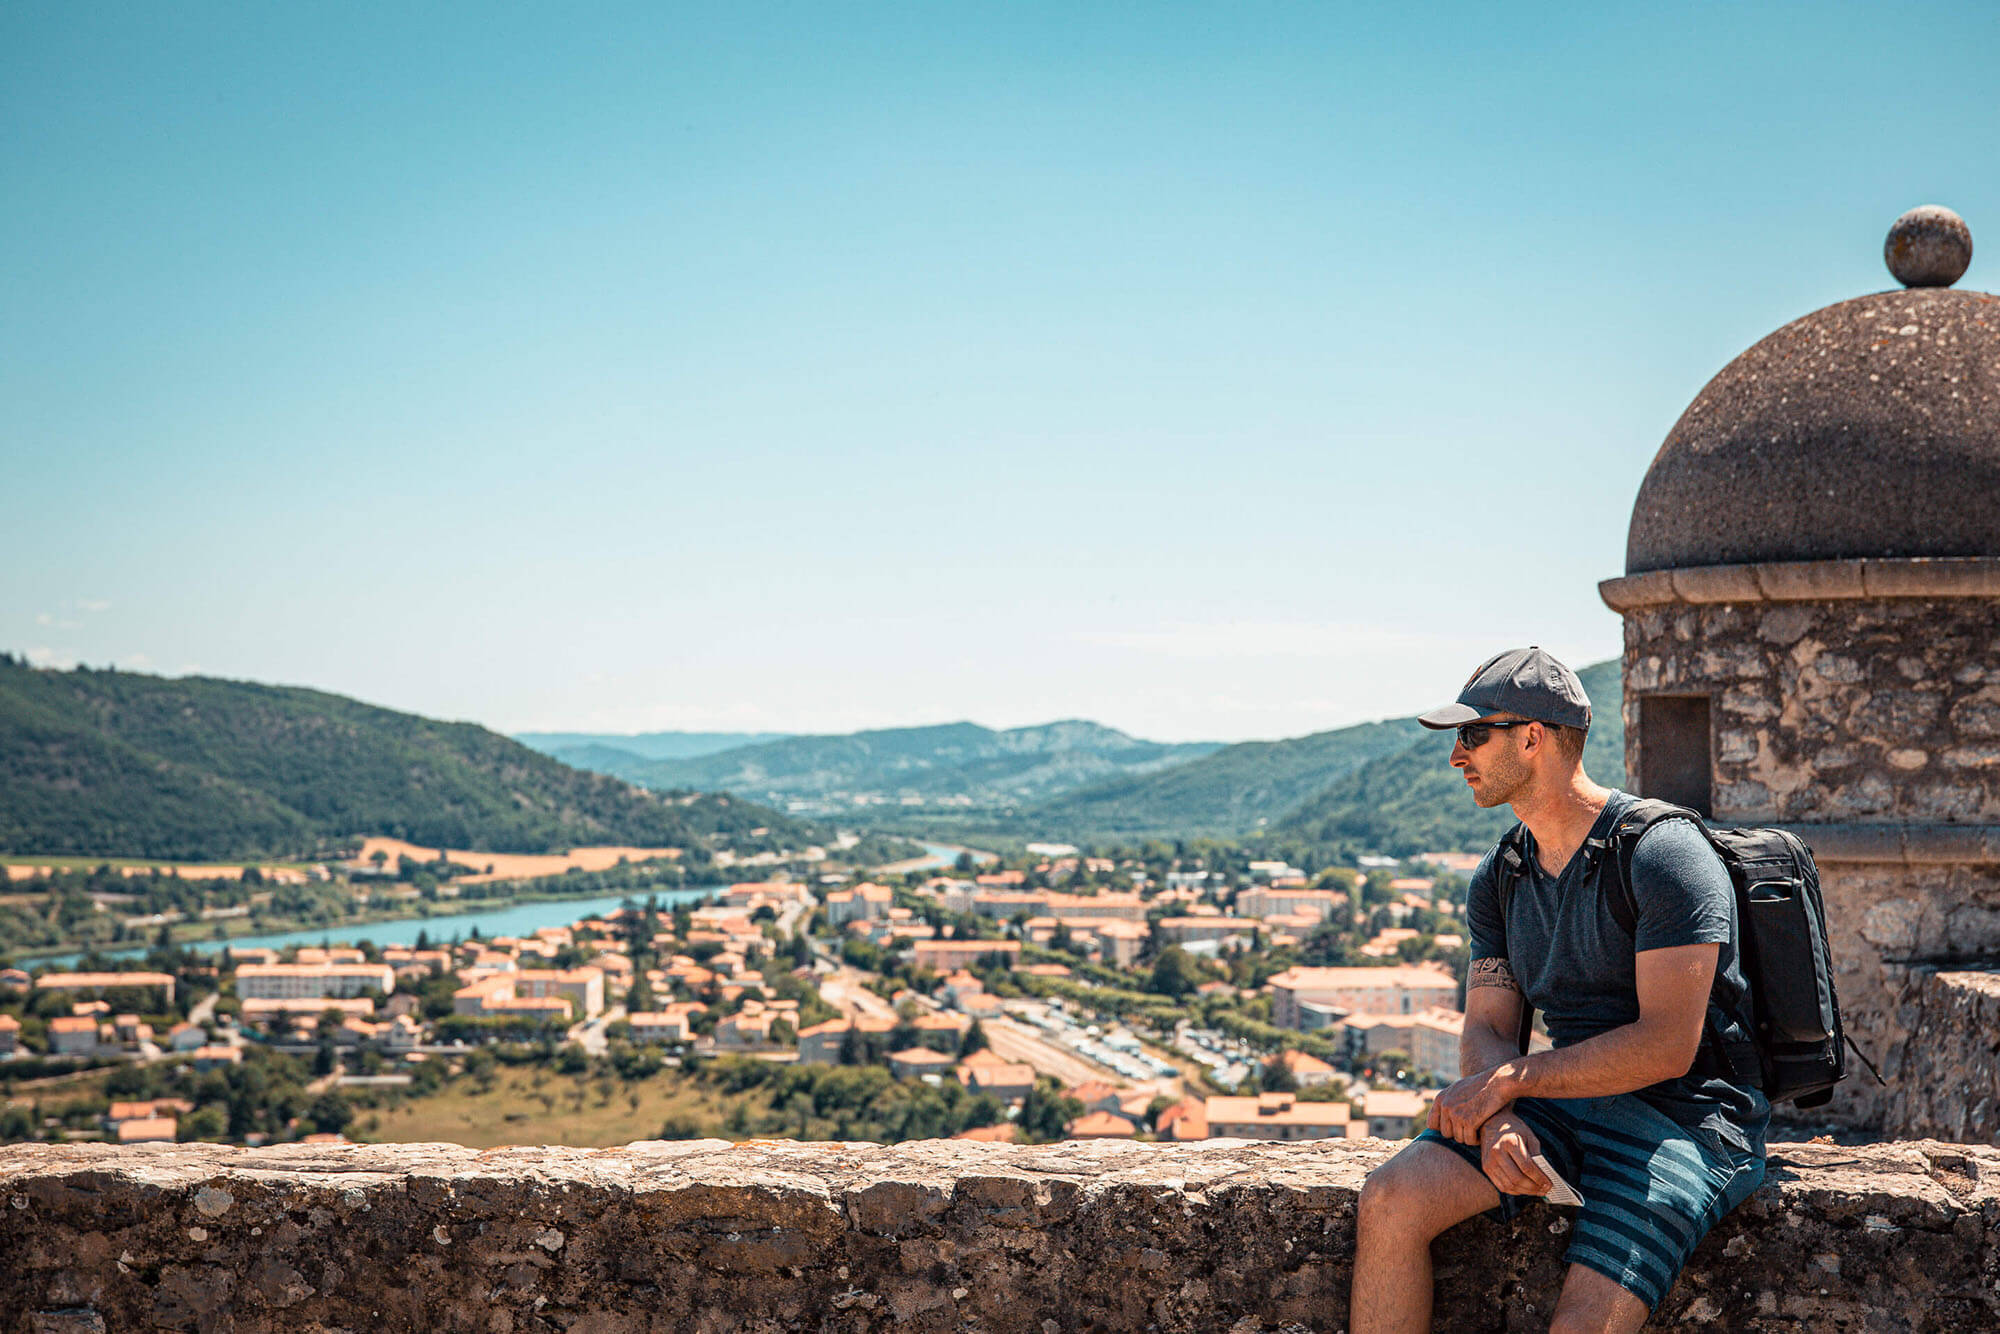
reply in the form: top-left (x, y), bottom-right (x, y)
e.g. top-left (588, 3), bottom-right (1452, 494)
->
top-left (0, 843), bottom-right (1524, 1150)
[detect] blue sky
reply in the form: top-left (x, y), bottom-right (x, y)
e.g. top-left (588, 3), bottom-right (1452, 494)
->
top-left (6, 3), bottom-right (1996, 741)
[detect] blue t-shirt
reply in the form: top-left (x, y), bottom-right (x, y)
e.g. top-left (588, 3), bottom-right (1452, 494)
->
top-left (1466, 789), bottom-right (1769, 1158)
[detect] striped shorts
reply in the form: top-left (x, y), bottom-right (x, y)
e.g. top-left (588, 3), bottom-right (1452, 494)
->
top-left (1413, 1093), bottom-right (1766, 1311)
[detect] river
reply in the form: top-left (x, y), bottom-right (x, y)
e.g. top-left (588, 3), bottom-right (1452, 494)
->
top-left (25, 885), bottom-right (721, 970)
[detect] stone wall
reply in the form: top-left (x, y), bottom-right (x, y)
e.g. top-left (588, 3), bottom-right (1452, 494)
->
top-left (1892, 970), bottom-right (2000, 1143)
top-left (1619, 598), bottom-right (2000, 826)
top-left (5, 1138), bottom-right (2000, 1333)
top-left (1617, 595), bottom-right (2000, 1131)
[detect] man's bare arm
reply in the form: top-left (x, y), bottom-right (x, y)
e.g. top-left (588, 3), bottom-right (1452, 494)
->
top-left (1503, 943), bottom-right (1717, 1098)
top-left (1430, 944), bottom-right (1717, 1143)
top-left (1460, 956), bottom-right (1527, 1077)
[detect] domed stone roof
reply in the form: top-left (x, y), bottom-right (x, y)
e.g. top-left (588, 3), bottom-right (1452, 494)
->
top-left (1625, 284), bottom-right (2000, 575)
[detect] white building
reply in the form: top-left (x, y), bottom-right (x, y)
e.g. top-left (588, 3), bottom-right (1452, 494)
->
top-left (235, 964), bottom-right (396, 1000)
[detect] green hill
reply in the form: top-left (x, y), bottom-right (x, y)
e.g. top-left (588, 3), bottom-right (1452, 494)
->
top-left (1024, 717), bottom-right (1429, 839)
top-left (1275, 659), bottom-right (1626, 854)
top-left (0, 656), bottom-right (816, 861)
top-left (624, 720), bottom-right (1222, 813)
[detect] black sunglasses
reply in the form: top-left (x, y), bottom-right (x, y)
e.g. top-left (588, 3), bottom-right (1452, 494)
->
top-left (1456, 720), bottom-right (1537, 749)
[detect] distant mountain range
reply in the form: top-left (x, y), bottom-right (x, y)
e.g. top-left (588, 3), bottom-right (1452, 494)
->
top-left (533, 721), bottom-right (1224, 815)
top-left (0, 658), bottom-right (816, 862)
top-left (530, 662), bottom-right (1626, 855)
top-left (515, 731), bottom-right (791, 765)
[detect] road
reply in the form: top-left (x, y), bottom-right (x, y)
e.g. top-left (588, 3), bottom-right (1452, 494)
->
top-left (818, 966), bottom-right (898, 1022)
top-left (981, 1015), bottom-right (1137, 1089)
top-left (569, 1004), bottom-right (626, 1056)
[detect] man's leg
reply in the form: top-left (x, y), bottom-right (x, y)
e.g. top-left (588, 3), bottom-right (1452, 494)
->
top-left (1350, 1139), bottom-right (1502, 1334)
top-left (1548, 1263), bottom-right (1650, 1334)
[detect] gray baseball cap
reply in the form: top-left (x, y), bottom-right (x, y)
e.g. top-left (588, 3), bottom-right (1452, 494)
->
top-left (1417, 646), bottom-right (1592, 730)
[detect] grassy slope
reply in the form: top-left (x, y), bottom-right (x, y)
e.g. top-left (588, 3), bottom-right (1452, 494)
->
top-left (0, 658), bottom-right (817, 861)
top-left (356, 1064), bottom-right (760, 1149)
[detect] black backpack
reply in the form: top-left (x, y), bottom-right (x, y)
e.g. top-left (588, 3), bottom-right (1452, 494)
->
top-left (1496, 799), bottom-right (1863, 1109)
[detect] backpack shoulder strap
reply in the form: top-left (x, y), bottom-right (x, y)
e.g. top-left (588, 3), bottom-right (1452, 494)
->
top-left (1493, 823), bottom-right (1535, 1055)
top-left (1596, 797), bottom-right (1704, 937)
top-left (1494, 822), bottom-right (1531, 922)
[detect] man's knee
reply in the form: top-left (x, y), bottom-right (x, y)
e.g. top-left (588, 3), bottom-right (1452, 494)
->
top-left (1358, 1143), bottom-right (1492, 1240)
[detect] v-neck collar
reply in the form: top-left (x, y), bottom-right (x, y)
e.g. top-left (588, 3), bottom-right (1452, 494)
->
top-left (1522, 791), bottom-right (1626, 883)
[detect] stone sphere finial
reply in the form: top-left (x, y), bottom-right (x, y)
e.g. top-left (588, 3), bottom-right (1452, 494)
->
top-left (1885, 205), bottom-right (1972, 288)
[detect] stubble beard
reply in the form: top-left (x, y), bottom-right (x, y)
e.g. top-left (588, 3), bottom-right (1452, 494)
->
top-left (1468, 751), bottom-right (1529, 809)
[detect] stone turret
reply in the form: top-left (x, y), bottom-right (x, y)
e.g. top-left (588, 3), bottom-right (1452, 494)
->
top-left (1600, 207), bottom-right (2000, 1135)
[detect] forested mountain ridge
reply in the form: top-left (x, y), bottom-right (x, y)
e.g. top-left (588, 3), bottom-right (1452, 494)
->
top-left (1022, 717), bottom-right (1430, 839)
top-left (1274, 659), bottom-right (1626, 854)
top-left (618, 720), bottom-right (1223, 812)
top-left (0, 657), bottom-right (815, 861)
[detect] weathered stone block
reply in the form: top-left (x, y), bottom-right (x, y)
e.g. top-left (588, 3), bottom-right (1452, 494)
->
top-left (1889, 971), bottom-right (2000, 1143)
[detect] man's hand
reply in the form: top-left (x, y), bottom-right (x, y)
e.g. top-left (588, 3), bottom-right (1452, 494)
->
top-left (1426, 1063), bottom-right (1520, 1144)
top-left (1478, 1112), bottom-right (1552, 1197)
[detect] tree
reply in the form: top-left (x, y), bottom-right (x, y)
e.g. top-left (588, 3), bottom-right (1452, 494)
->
top-left (1147, 946), bottom-right (1200, 999)
top-left (959, 1019), bottom-right (989, 1057)
top-left (838, 1024), bottom-right (864, 1066)
top-left (306, 1092), bottom-right (352, 1135)
top-left (1018, 1077), bottom-right (1083, 1143)
top-left (1259, 1054), bottom-right (1299, 1093)
top-left (954, 851), bottom-right (976, 874)
top-left (178, 1106), bottom-right (227, 1141)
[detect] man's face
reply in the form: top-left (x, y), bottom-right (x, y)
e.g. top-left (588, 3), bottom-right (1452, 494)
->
top-left (1451, 716), bottom-right (1534, 808)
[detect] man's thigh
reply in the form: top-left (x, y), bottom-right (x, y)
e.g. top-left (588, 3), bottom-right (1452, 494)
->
top-left (1359, 1136), bottom-right (1503, 1238)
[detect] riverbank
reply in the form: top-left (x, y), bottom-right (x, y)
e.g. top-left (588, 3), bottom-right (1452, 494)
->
top-left (15, 882), bottom-right (725, 969)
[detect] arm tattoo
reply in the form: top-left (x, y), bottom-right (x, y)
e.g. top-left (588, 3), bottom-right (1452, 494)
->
top-left (1468, 956), bottom-right (1522, 993)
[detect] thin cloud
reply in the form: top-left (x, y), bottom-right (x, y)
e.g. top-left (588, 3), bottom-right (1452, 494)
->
top-left (78, 599), bottom-right (111, 614)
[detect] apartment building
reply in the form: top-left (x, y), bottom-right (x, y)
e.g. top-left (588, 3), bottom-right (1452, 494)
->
top-left (49, 1016), bottom-right (99, 1056)
top-left (506, 967), bottom-right (605, 1019)
top-left (235, 964), bottom-right (395, 1001)
top-left (34, 971), bottom-right (178, 1007)
top-left (1203, 1092), bottom-right (1357, 1141)
top-left (824, 881), bottom-right (894, 926)
top-left (908, 939), bottom-right (1020, 971)
top-left (887, 1046), bottom-right (958, 1080)
top-left (1272, 1048), bottom-right (1340, 1088)
top-left (1265, 965), bottom-right (1458, 1029)
top-left (627, 1003), bottom-right (706, 1044)
top-left (1235, 886), bottom-right (1348, 923)
top-left (794, 1016), bottom-right (895, 1064)
top-left (1154, 917), bottom-right (1259, 947)
top-left (1362, 1090), bottom-right (1431, 1140)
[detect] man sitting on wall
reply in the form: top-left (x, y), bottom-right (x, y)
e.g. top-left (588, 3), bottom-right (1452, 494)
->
top-left (1348, 647), bottom-right (1767, 1334)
